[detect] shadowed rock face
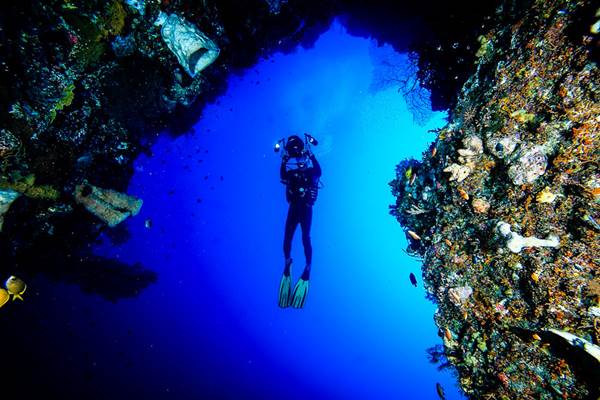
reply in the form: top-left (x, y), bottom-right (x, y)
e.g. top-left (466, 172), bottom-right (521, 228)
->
top-left (390, 0), bottom-right (600, 398)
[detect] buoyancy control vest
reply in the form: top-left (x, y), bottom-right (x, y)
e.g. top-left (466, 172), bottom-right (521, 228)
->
top-left (285, 167), bottom-right (319, 205)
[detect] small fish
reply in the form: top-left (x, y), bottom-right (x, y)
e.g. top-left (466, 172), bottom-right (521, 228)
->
top-left (405, 167), bottom-right (413, 180)
top-left (76, 154), bottom-right (92, 165)
top-left (407, 230), bottom-right (421, 241)
top-left (449, 290), bottom-right (461, 303)
top-left (444, 328), bottom-right (453, 340)
top-left (444, 239), bottom-right (453, 247)
top-left (457, 187), bottom-right (469, 200)
top-left (531, 272), bottom-right (539, 282)
top-left (532, 333), bottom-right (541, 341)
top-left (5, 276), bottom-right (26, 301)
top-left (409, 273), bottom-right (417, 287)
top-left (431, 147), bottom-right (437, 158)
top-left (409, 173), bottom-right (417, 185)
top-left (0, 288), bottom-right (9, 309)
top-left (436, 382), bottom-right (446, 399)
top-left (144, 219), bottom-right (153, 229)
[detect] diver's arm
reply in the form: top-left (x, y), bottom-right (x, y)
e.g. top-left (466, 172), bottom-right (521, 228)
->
top-left (309, 154), bottom-right (321, 178)
top-left (280, 156), bottom-right (288, 183)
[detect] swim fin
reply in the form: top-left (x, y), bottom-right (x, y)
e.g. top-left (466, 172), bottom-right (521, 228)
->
top-left (291, 278), bottom-right (310, 309)
top-left (278, 273), bottom-right (292, 308)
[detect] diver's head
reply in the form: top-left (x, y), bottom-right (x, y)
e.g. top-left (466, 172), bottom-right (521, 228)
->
top-left (285, 135), bottom-right (304, 158)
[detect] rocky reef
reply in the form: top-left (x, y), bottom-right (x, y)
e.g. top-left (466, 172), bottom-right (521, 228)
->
top-left (390, 0), bottom-right (599, 398)
top-left (0, 0), bottom-right (337, 272)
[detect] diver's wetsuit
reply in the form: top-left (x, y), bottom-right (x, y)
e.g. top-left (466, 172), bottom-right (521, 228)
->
top-left (281, 154), bottom-right (321, 267)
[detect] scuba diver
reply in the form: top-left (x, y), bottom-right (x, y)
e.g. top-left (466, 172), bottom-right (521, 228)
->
top-left (275, 134), bottom-right (321, 308)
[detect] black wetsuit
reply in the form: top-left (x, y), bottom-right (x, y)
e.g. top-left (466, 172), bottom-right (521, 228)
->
top-left (280, 154), bottom-right (321, 266)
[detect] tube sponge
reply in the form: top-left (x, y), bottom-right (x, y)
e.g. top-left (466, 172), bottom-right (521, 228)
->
top-left (497, 221), bottom-right (559, 253)
top-left (154, 12), bottom-right (220, 77)
top-left (74, 183), bottom-right (142, 227)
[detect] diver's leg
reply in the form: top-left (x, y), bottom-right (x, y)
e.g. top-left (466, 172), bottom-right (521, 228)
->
top-left (279, 204), bottom-right (299, 308)
top-left (290, 204), bottom-right (312, 308)
top-left (283, 203), bottom-right (300, 276)
top-left (299, 205), bottom-right (313, 280)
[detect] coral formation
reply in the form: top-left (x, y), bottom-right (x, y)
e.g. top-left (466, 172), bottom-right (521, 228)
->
top-left (0, 189), bottom-right (20, 232)
top-left (390, 0), bottom-right (600, 398)
top-left (0, 174), bottom-right (60, 201)
top-left (497, 221), bottom-right (560, 254)
top-left (0, 129), bottom-right (21, 158)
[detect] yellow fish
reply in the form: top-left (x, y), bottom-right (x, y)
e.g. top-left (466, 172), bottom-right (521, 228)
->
top-left (407, 230), bottom-right (421, 241)
top-left (5, 276), bottom-right (26, 301)
top-left (0, 288), bottom-right (9, 308)
top-left (405, 167), bottom-right (412, 180)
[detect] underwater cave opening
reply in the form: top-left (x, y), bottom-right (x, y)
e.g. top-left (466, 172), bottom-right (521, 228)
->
top-left (96, 18), bottom-right (465, 399)
top-left (2, 16), bottom-right (470, 400)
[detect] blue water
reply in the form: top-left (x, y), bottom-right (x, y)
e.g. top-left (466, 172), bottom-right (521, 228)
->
top-left (7, 20), bottom-right (464, 399)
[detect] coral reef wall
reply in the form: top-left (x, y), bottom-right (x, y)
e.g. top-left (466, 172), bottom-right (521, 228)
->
top-left (390, 0), bottom-right (599, 398)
